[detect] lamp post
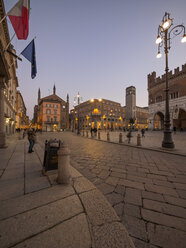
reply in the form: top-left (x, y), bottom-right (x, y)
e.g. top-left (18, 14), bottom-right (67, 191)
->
top-left (156, 12), bottom-right (186, 148)
top-left (74, 92), bottom-right (82, 135)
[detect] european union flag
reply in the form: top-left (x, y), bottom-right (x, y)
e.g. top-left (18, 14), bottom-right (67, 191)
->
top-left (21, 39), bottom-right (37, 79)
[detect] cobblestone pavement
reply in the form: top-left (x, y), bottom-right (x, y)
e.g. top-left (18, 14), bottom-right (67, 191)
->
top-left (37, 131), bottom-right (186, 248)
top-left (90, 130), bottom-right (186, 155)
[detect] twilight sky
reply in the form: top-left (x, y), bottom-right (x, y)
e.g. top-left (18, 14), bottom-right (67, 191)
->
top-left (4, 0), bottom-right (186, 119)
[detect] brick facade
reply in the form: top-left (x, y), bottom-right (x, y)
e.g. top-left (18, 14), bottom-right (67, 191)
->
top-left (148, 64), bottom-right (186, 130)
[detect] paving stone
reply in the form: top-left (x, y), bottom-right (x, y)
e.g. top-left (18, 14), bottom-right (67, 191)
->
top-left (14, 213), bottom-right (91, 248)
top-left (122, 214), bottom-right (148, 241)
top-left (149, 169), bottom-right (173, 177)
top-left (152, 179), bottom-right (174, 188)
top-left (125, 188), bottom-right (142, 206)
top-left (168, 176), bottom-right (186, 183)
top-left (79, 189), bottom-right (119, 226)
top-left (0, 178), bottom-right (24, 201)
top-left (111, 168), bottom-right (127, 173)
top-left (143, 199), bottom-right (186, 218)
top-left (141, 208), bottom-right (186, 231)
top-left (123, 203), bottom-right (141, 218)
top-left (114, 185), bottom-right (125, 195)
top-left (145, 183), bottom-right (178, 197)
top-left (105, 192), bottom-right (123, 206)
top-left (176, 189), bottom-right (186, 199)
top-left (1, 167), bottom-right (24, 180)
top-left (127, 174), bottom-right (153, 184)
top-left (147, 223), bottom-right (186, 248)
top-left (132, 237), bottom-right (151, 248)
top-left (147, 174), bottom-right (167, 181)
top-left (137, 168), bottom-right (150, 173)
top-left (105, 176), bottom-right (119, 186)
top-left (164, 195), bottom-right (186, 208)
top-left (110, 171), bottom-right (126, 179)
top-left (173, 182), bottom-right (186, 190)
top-left (25, 176), bottom-right (50, 194)
top-left (0, 195), bottom-right (83, 248)
top-left (93, 222), bottom-right (135, 248)
top-left (113, 203), bottom-right (124, 217)
top-left (98, 170), bottom-right (110, 179)
top-left (118, 179), bottom-right (144, 190)
top-left (97, 183), bottom-right (115, 195)
top-left (73, 176), bottom-right (96, 193)
top-left (142, 191), bottom-right (165, 202)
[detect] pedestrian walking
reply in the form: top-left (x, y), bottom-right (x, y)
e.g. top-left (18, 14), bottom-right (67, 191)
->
top-left (27, 128), bottom-right (36, 153)
top-left (126, 130), bottom-right (132, 144)
top-left (141, 129), bottom-right (145, 137)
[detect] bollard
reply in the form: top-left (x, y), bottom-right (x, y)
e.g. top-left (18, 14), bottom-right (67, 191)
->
top-left (98, 131), bottom-right (101, 140)
top-left (119, 133), bottom-right (122, 143)
top-left (107, 131), bottom-right (110, 141)
top-left (57, 142), bottom-right (71, 184)
top-left (83, 130), bottom-right (84, 136)
top-left (137, 134), bottom-right (141, 146)
top-left (86, 131), bottom-right (88, 137)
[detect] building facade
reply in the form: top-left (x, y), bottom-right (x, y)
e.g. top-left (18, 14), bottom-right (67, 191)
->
top-left (70, 86), bottom-right (148, 132)
top-left (148, 64), bottom-right (186, 130)
top-left (35, 86), bottom-right (69, 131)
top-left (0, 0), bottom-right (18, 147)
top-left (16, 91), bottom-right (29, 130)
top-left (70, 98), bottom-right (126, 131)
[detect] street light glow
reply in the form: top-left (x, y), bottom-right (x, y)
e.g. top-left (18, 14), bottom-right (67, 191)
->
top-left (162, 19), bottom-right (172, 30)
top-left (156, 51), bottom-right (162, 58)
top-left (181, 34), bottom-right (186, 43)
top-left (156, 36), bottom-right (162, 44)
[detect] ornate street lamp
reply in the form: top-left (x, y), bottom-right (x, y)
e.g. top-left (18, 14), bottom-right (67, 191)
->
top-left (156, 12), bottom-right (186, 148)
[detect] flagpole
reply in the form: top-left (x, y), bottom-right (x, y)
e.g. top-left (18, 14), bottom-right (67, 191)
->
top-left (4, 32), bottom-right (16, 51)
top-left (0, 15), bottom-right (7, 25)
top-left (8, 36), bottom-right (37, 68)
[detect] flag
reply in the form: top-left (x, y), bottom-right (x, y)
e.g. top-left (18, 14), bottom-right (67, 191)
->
top-left (7, 0), bottom-right (30, 40)
top-left (21, 39), bottom-right (37, 79)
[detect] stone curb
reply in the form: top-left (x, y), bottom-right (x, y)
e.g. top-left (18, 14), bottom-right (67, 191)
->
top-left (69, 165), bottom-right (135, 248)
top-left (36, 139), bottom-right (135, 248)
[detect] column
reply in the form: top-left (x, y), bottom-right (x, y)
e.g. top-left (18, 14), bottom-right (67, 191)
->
top-left (0, 77), bottom-right (6, 148)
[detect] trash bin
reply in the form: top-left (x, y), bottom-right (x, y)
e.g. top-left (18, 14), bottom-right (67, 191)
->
top-left (43, 139), bottom-right (61, 172)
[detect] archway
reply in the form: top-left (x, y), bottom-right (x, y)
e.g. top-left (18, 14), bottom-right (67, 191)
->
top-left (173, 108), bottom-right (186, 130)
top-left (154, 112), bottom-right (164, 130)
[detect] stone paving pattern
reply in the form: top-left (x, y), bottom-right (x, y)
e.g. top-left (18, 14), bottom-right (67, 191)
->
top-left (92, 130), bottom-right (186, 155)
top-left (37, 131), bottom-right (186, 248)
top-left (0, 135), bottom-right (135, 248)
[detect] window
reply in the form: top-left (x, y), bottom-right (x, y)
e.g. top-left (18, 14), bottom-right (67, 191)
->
top-left (54, 109), bottom-right (57, 114)
top-left (47, 116), bottom-right (50, 122)
top-left (170, 92), bottom-right (179, 99)
top-left (54, 116), bottom-right (57, 122)
top-left (46, 109), bottom-right (51, 114)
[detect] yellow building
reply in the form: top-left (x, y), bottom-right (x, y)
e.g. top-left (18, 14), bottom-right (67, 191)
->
top-left (70, 98), bottom-right (126, 131)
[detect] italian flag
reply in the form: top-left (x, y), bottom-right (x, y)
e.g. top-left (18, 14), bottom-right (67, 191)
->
top-left (7, 0), bottom-right (30, 40)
